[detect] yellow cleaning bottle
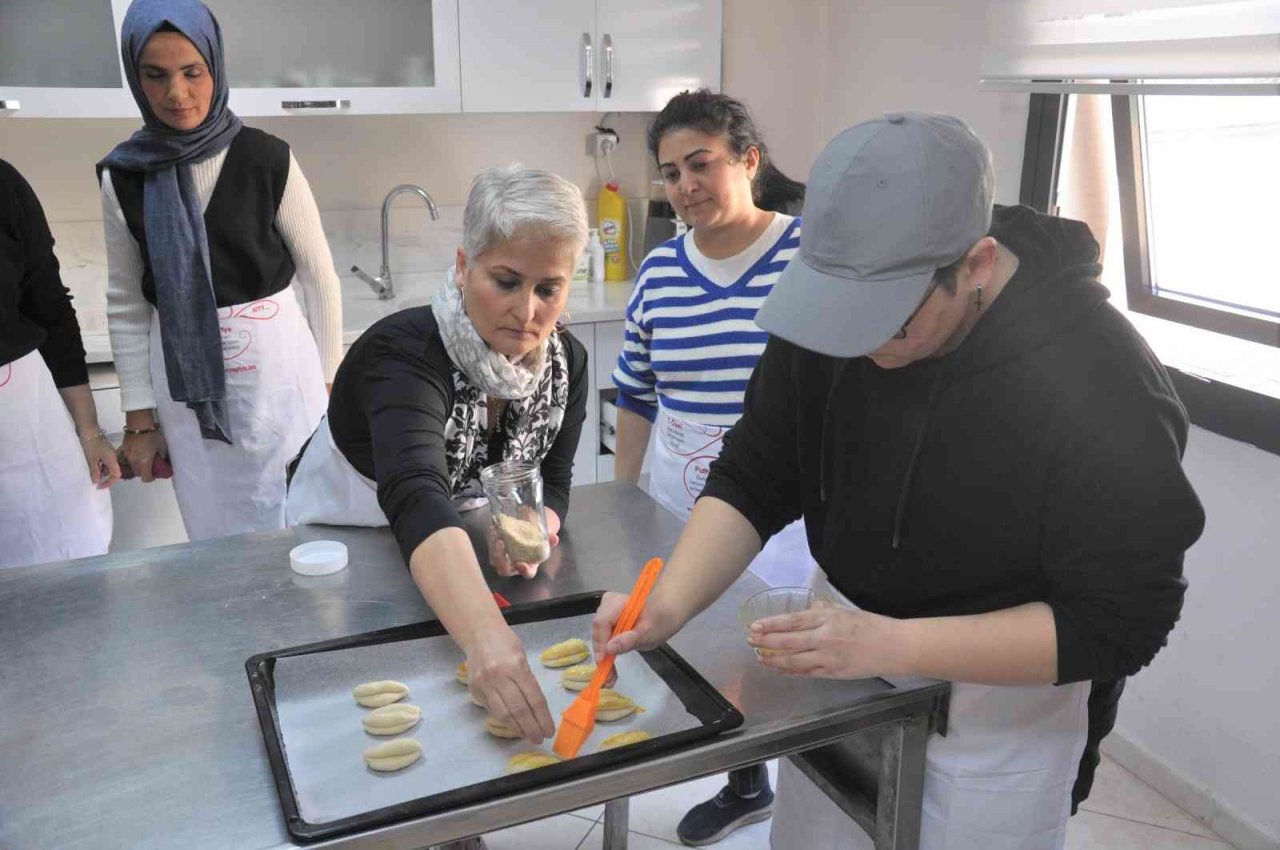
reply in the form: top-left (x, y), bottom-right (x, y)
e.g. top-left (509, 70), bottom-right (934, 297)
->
top-left (597, 181), bottom-right (628, 281)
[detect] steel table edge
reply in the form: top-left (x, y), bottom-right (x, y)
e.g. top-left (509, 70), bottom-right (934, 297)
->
top-left (292, 681), bottom-right (951, 849)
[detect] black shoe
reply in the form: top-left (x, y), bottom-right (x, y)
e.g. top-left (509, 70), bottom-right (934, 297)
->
top-left (676, 784), bottom-right (775, 846)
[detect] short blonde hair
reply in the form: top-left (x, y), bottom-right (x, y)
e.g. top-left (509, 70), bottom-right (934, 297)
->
top-left (462, 165), bottom-right (589, 260)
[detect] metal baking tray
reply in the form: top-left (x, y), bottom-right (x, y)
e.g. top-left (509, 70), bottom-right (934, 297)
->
top-left (246, 591), bottom-right (744, 843)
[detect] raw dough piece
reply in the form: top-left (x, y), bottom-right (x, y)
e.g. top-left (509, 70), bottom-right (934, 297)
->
top-left (362, 738), bottom-right (422, 772)
top-left (361, 703), bottom-right (422, 736)
top-left (599, 730), bottom-right (652, 751)
top-left (596, 689), bottom-right (642, 722)
top-left (560, 663), bottom-right (596, 691)
top-left (352, 680), bottom-right (409, 708)
top-left (456, 662), bottom-right (468, 685)
top-left (484, 715), bottom-right (524, 739)
top-left (539, 638), bottom-right (589, 668)
top-left (506, 751), bottom-right (563, 774)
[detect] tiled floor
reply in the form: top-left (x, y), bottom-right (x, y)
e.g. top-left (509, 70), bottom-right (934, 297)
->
top-left (481, 756), bottom-right (1237, 849)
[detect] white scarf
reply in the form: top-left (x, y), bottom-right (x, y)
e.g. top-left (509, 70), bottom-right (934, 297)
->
top-left (432, 269), bottom-right (546, 400)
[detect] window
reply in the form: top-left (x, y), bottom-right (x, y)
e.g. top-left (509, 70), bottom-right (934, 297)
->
top-left (1113, 94), bottom-right (1280, 347)
top-left (1022, 91), bottom-right (1280, 455)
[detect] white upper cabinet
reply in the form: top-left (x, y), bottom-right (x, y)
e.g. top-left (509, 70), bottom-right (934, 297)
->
top-left (212, 0), bottom-right (461, 116)
top-left (1, 0), bottom-right (460, 119)
top-left (0, 0), bottom-right (133, 117)
top-left (1, 0), bottom-right (720, 119)
top-left (459, 0), bottom-right (597, 113)
top-left (595, 0), bottom-right (723, 113)
top-left (459, 0), bottom-right (722, 113)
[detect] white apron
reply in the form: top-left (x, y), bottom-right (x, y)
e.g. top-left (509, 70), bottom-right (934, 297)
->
top-left (150, 286), bottom-right (327, 542)
top-left (0, 350), bottom-right (112, 568)
top-left (650, 405), bottom-right (815, 588)
top-left (770, 572), bottom-right (1090, 850)
top-left (285, 416), bottom-right (387, 527)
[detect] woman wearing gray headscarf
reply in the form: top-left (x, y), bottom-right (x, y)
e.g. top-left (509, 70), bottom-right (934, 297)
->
top-left (100, 0), bottom-right (342, 541)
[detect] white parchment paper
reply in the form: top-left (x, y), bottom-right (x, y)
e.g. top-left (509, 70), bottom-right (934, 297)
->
top-left (271, 613), bottom-right (703, 825)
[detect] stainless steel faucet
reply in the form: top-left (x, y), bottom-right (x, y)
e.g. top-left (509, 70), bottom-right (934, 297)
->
top-left (352, 184), bottom-right (441, 301)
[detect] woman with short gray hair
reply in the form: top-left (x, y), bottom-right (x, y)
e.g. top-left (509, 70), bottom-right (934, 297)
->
top-left (287, 166), bottom-right (590, 746)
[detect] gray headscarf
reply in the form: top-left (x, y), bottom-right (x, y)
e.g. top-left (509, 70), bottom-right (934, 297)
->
top-left (99, 0), bottom-right (243, 443)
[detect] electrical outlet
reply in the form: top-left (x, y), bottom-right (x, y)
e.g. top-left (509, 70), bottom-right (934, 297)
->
top-left (588, 130), bottom-right (620, 158)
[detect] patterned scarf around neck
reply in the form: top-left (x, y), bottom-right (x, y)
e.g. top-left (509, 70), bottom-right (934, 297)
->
top-left (432, 270), bottom-right (569, 496)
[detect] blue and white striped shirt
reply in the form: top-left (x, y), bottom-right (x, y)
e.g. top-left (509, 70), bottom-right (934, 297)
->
top-left (612, 218), bottom-right (802, 426)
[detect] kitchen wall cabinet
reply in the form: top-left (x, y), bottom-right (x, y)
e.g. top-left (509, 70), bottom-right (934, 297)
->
top-left (459, 0), bottom-right (722, 113)
top-left (2, 0), bottom-right (717, 119)
top-left (0, 0), bottom-right (133, 117)
top-left (213, 0), bottom-right (461, 117)
top-left (1, 0), bottom-right (461, 119)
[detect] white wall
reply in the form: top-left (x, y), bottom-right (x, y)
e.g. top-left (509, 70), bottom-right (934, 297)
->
top-left (722, 0), bottom-right (830, 183)
top-left (1109, 426), bottom-right (1280, 848)
top-left (0, 111), bottom-right (656, 224)
top-left (820, 0), bottom-right (1029, 205)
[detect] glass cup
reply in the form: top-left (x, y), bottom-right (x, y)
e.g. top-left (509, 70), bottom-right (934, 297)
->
top-left (738, 586), bottom-right (815, 658)
top-left (479, 460), bottom-right (552, 567)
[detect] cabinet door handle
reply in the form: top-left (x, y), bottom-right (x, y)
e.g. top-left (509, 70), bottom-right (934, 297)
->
top-left (603, 34), bottom-right (613, 98)
top-left (582, 33), bottom-right (594, 98)
top-left (281, 99), bottom-right (351, 110)
top-left (0, 100), bottom-right (21, 111)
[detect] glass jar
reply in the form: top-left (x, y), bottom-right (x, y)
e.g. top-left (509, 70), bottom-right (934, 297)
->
top-left (479, 460), bottom-right (552, 566)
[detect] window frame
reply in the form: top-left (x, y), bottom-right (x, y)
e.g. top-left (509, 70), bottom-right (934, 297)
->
top-left (1018, 91), bottom-right (1280, 456)
top-left (1110, 95), bottom-right (1280, 348)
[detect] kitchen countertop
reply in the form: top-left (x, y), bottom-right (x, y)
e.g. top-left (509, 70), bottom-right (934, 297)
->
top-left (0, 482), bottom-right (947, 849)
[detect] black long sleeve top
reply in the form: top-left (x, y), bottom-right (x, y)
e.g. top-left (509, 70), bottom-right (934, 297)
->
top-left (702, 206), bottom-right (1206, 685)
top-left (0, 160), bottom-right (89, 387)
top-left (328, 306), bottom-right (588, 563)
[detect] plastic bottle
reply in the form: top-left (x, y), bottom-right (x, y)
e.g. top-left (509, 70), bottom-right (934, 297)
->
top-left (597, 181), bottom-right (629, 281)
top-left (587, 228), bottom-right (605, 283)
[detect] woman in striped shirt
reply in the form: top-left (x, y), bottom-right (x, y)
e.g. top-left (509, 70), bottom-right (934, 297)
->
top-left (611, 89), bottom-right (810, 846)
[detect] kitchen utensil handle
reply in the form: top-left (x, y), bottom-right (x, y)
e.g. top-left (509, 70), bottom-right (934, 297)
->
top-left (0, 100), bottom-right (20, 111)
top-left (582, 33), bottom-right (594, 98)
top-left (612, 558), bottom-right (664, 637)
top-left (603, 34), bottom-right (614, 98)
top-left (281, 99), bottom-right (351, 110)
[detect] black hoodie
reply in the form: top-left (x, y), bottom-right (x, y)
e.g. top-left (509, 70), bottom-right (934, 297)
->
top-left (701, 205), bottom-right (1205, 802)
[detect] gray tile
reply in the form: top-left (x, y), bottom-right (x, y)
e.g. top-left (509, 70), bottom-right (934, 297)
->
top-left (577, 824), bottom-right (684, 848)
top-left (619, 763), bottom-right (778, 849)
top-left (1067, 810), bottom-right (1233, 850)
top-left (481, 813), bottom-right (598, 850)
top-left (1081, 756), bottom-right (1221, 840)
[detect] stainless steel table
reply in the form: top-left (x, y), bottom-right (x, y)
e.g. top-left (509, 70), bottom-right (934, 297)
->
top-left (0, 482), bottom-right (948, 849)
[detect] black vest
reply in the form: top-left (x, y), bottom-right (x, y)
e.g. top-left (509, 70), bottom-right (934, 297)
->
top-left (111, 127), bottom-right (296, 307)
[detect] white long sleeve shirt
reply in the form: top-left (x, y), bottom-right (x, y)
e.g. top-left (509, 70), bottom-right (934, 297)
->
top-left (101, 148), bottom-right (343, 412)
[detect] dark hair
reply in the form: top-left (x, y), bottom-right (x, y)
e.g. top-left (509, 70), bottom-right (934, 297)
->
top-left (648, 89), bottom-right (805, 214)
top-left (933, 253), bottom-right (966, 293)
top-left (155, 21), bottom-right (182, 34)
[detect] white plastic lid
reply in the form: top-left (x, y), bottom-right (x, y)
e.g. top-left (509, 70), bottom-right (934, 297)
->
top-left (289, 540), bottom-right (349, 576)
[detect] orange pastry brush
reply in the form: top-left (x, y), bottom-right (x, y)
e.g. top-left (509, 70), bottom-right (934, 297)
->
top-left (553, 557), bottom-right (664, 759)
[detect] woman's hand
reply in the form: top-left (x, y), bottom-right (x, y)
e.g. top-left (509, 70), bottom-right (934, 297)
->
top-left (749, 607), bottom-right (902, 680)
top-left (81, 433), bottom-right (122, 489)
top-left (591, 591), bottom-right (684, 659)
top-left (488, 508), bottom-right (561, 580)
top-left (464, 625), bottom-right (556, 744)
top-left (120, 427), bottom-right (169, 483)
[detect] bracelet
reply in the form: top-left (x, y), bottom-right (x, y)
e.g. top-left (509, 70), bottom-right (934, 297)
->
top-left (123, 422), bottom-right (162, 435)
top-left (79, 428), bottom-right (108, 444)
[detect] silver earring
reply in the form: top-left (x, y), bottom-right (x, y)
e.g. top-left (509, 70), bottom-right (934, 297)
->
top-left (975, 282), bottom-right (984, 313)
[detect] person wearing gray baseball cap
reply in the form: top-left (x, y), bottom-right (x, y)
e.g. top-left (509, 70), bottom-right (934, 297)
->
top-left (592, 112), bottom-right (1204, 850)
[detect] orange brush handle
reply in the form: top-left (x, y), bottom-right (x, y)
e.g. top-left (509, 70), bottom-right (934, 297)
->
top-left (587, 557), bottom-right (664, 693)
